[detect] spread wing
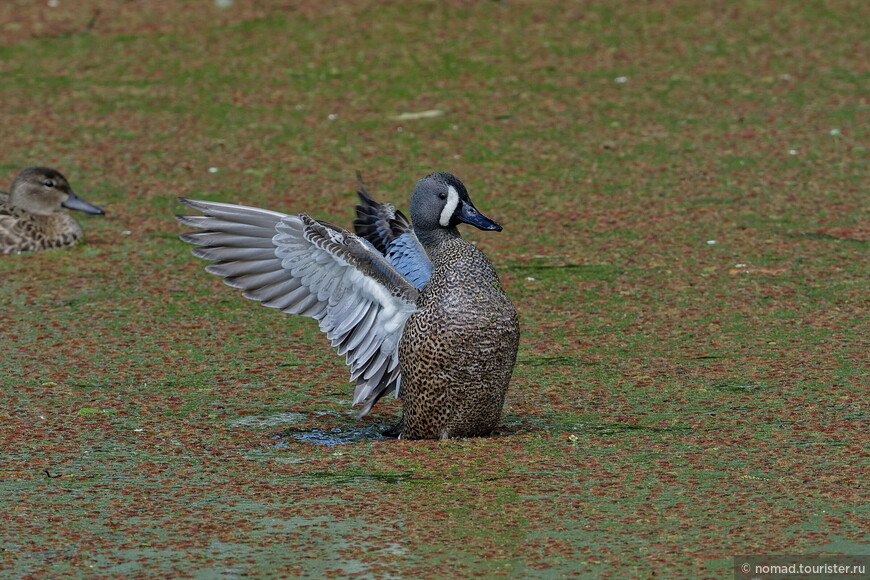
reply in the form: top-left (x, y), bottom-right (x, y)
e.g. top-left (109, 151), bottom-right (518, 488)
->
top-left (352, 183), bottom-right (433, 290)
top-left (176, 197), bottom-right (420, 416)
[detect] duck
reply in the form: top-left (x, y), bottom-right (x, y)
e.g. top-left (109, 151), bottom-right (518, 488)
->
top-left (176, 171), bottom-right (520, 440)
top-left (1, 166), bottom-right (104, 254)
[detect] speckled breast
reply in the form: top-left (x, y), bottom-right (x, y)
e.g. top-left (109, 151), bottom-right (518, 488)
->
top-left (398, 238), bottom-right (520, 439)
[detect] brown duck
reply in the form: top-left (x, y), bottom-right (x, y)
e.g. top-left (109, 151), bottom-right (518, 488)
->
top-left (0, 167), bottom-right (104, 254)
top-left (177, 172), bottom-right (519, 440)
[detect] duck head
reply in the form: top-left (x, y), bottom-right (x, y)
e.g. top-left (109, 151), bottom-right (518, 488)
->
top-left (409, 172), bottom-right (501, 234)
top-left (9, 167), bottom-right (104, 217)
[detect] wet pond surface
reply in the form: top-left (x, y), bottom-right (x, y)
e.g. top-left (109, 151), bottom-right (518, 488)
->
top-left (1, 1), bottom-right (867, 577)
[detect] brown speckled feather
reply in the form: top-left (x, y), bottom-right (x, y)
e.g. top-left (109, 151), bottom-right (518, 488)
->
top-left (0, 167), bottom-right (103, 255)
top-left (398, 236), bottom-right (519, 439)
top-left (0, 192), bottom-right (84, 253)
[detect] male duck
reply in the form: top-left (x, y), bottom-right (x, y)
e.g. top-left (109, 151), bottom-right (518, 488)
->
top-left (177, 172), bottom-right (520, 440)
top-left (1, 167), bottom-right (104, 254)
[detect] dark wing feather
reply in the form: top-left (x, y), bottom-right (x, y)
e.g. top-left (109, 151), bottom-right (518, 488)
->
top-left (352, 183), bottom-right (433, 290)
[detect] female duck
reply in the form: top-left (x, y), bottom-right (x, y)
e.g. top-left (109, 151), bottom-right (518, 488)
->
top-left (177, 172), bottom-right (519, 440)
top-left (0, 167), bottom-right (104, 254)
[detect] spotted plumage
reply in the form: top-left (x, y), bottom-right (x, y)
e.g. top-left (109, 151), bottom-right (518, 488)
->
top-left (398, 235), bottom-right (518, 439)
top-left (0, 167), bottom-right (104, 255)
top-left (177, 171), bottom-right (519, 440)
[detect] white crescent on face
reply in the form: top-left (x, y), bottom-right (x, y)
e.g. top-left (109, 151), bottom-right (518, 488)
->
top-left (438, 185), bottom-right (460, 227)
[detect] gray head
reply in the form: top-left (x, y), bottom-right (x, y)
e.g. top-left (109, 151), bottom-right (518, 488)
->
top-left (409, 172), bottom-right (501, 234)
top-left (8, 167), bottom-right (104, 217)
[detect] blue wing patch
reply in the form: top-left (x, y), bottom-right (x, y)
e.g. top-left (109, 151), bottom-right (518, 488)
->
top-left (353, 179), bottom-right (433, 290)
top-left (386, 232), bottom-right (433, 290)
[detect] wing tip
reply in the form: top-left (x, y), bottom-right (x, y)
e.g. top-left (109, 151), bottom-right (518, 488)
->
top-left (355, 171), bottom-right (375, 202)
top-left (177, 197), bottom-right (210, 212)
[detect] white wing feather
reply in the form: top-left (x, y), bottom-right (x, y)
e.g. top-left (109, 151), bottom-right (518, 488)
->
top-left (177, 198), bottom-right (419, 415)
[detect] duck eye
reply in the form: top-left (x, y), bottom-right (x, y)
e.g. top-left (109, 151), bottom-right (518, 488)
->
top-left (43, 179), bottom-right (55, 188)
top-left (438, 192), bottom-right (448, 200)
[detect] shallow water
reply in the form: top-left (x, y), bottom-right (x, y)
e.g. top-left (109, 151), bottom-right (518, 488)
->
top-left (273, 424), bottom-right (390, 446)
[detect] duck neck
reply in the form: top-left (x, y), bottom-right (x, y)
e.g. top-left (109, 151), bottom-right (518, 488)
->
top-left (415, 226), bottom-right (462, 260)
top-left (416, 226), bottom-right (460, 245)
top-left (30, 212), bottom-right (77, 237)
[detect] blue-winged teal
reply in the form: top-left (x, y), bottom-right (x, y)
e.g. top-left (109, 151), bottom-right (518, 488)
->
top-left (177, 172), bottom-right (520, 440)
top-left (0, 167), bottom-right (104, 254)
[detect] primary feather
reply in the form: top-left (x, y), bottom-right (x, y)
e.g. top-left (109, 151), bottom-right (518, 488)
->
top-left (177, 198), bottom-right (419, 415)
